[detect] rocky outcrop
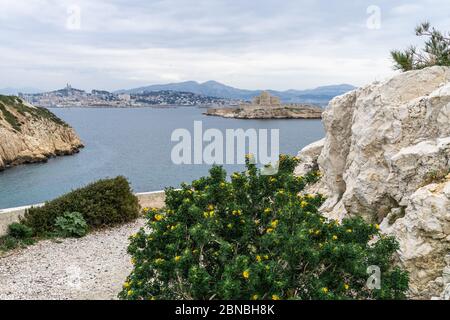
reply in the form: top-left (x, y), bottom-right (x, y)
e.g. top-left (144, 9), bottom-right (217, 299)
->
top-left (294, 66), bottom-right (450, 299)
top-left (0, 95), bottom-right (83, 170)
top-left (204, 105), bottom-right (323, 119)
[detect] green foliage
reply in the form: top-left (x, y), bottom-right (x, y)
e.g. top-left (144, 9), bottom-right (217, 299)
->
top-left (0, 103), bottom-right (21, 132)
top-left (0, 236), bottom-right (19, 251)
top-left (119, 155), bottom-right (408, 300)
top-left (0, 95), bottom-right (68, 131)
top-left (8, 222), bottom-right (34, 239)
top-left (54, 212), bottom-right (88, 238)
top-left (23, 176), bottom-right (140, 236)
top-left (391, 22), bottom-right (450, 71)
top-left (0, 223), bottom-right (35, 253)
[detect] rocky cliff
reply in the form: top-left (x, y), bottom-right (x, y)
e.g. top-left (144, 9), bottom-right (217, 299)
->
top-left (0, 95), bottom-right (83, 170)
top-left (294, 66), bottom-right (450, 299)
top-left (205, 105), bottom-right (323, 119)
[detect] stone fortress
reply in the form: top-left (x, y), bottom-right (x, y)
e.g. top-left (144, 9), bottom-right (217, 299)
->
top-left (205, 91), bottom-right (323, 119)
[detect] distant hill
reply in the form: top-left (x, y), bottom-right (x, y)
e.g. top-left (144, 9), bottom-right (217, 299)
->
top-left (116, 81), bottom-right (355, 106)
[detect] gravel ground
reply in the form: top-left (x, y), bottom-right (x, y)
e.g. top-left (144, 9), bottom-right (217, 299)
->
top-left (0, 219), bottom-right (146, 300)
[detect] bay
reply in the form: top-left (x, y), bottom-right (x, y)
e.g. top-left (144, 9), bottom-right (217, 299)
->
top-left (0, 107), bottom-right (324, 209)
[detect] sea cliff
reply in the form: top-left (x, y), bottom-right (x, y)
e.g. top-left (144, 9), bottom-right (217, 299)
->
top-left (0, 95), bottom-right (83, 170)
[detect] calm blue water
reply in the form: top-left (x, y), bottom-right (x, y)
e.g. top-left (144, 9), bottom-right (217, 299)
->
top-left (0, 107), bottom-right (324, 209)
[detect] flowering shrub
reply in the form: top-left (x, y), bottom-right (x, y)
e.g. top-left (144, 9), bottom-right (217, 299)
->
top-left (120, 155), bottom-right (408, 300)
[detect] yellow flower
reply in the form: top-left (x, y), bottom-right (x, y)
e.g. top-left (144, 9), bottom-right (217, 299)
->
top-left (242, 270), bottom-right (250, 279)
top-left (346, 229), bottom-right (352, 233)
top-left (266, 228), bottom-right (274, 234)
top-left (269, 177), bottom-right (276, 183)
top-left (131, 258), bottom-right (136, 265)
top-left (321, 287), bottom-right (329, 294)
top-left (123, 282), bottom-right (130, 289)
top-left (344, 283), bottom-right (350, 290)
top-left (207, 204), bottom-right (214, 211)
top-left (143, 207), bottom-right (150, 213)
top-left (232, 209), bottom-right (242, 216)
top-left (154, 214), bottom-right (164, 221)
top-left (308, 229), bottom-right (314, 234)
top-left (375, 224), bottom-right (380, 230)
top-left (314, 230), bottom-right (320, 235)
top-left (154, 258), bottom-right (165, 264)
top-left (256, 255), bottom-right (262, 262)
top-left (264, 255), bottom-right (269, 260)
top-left (332, 235), bottom-right (338, 240)
top-left (272, 294), bottom-right (280, 300)
top-left (300, 201), bottom-right (308, 208)
top-left (278, 190), bottom-right (285, 195)
top-left (251, 294), bottom-right (259, 300)
top-left (270, 220), bottom-right (279, 228)
top-left (174, 256), bottom-right (181, 262)
top-left (220, 182), bottom-right (226, 188)
top-left (254, 219), bottom-right (260, 225)
top-left (227, 223), bottom-right (233, 229)
top-left (127, 290), bottom-right (134, 296)
top-left (264, 208), bottom-right (272, 215)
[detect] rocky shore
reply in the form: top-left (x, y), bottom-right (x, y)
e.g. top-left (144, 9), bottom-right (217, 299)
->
top-left (295, 66), bottom-right (450, 299)
top-left (204, 105), bottom-right (323, 119)
top-left (0, 95), bottom-right (83, 171)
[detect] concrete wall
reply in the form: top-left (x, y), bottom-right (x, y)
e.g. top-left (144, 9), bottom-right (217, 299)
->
top-left (0, 190), bottom-right (166, 237)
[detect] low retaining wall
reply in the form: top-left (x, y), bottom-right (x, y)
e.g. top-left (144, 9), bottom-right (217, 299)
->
top-left (0, 190), bottom-right (166, 237)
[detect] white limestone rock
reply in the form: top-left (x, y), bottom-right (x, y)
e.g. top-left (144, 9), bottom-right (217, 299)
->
top-left (294, 66), bottom-right (450, 299)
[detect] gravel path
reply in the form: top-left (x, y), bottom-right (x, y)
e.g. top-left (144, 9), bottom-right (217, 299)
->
top-left (0, 219), bottom-right (145, 300)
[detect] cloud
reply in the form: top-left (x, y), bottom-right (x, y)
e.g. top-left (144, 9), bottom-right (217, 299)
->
top-left (0, 0), bottom-right (449, 91)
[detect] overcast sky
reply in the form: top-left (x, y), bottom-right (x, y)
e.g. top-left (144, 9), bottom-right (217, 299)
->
top-left (0, 0), bottom-right (449, 91)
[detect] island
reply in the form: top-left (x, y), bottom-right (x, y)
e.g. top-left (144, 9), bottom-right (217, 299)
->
top-left (204, 91), bottom-right (323, 119)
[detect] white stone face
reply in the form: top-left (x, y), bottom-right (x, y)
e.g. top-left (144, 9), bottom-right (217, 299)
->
top-left (294, 66), bottom-right (450, 299)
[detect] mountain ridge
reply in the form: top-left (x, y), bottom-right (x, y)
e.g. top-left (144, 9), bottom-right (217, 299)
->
top-left (115, 81), bottom-right (355, 105)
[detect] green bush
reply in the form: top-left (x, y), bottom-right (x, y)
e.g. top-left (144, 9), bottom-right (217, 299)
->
top-left (119, 155), bottom-right (408, 300)
top-left (0, 236), bottom-right (19, 251)
top-left (54, 212), bottom-right (88, 238)
top-left (23, 176), bottom-right (140, 235)
top-left (8, 222), bottom-right (33, 239)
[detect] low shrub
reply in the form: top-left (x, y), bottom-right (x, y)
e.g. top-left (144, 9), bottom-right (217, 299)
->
top-left (0, 236), bottom-right (19, 251)
top-left (54, 212), bottom-right (88, 238)
top-left (8, 222), bottom-right (33, 239)
top-left (119, 155), bottom-right (409, 300)
top-left (22, 176), bottom-right (140, 236)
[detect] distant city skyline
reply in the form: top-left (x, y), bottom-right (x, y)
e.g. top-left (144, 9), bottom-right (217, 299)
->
top-left (1, 0), bottom-right (449, 92)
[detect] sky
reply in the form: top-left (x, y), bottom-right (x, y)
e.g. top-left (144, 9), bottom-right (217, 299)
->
top-left (0, 0), bottom-right (449, 92)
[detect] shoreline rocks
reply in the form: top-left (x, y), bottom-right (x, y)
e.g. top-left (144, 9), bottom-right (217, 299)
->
top-left (204, 105), bottom-right (323, 119)
top-left (0, 95), bottom-right (83, 171)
